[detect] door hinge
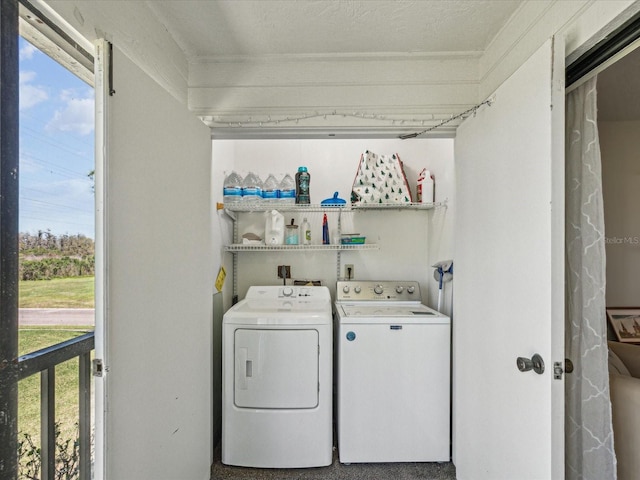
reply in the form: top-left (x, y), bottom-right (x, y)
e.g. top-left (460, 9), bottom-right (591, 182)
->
top-left (108, 42), bottom-right (116, 96)
top-left (93, 359), bottom-right (104, 377)
top-left (554, 358), bottom-right (574, 380)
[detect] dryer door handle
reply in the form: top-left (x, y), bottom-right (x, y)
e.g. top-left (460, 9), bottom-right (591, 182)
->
top-left (235, 347), bottom-right (249, 389)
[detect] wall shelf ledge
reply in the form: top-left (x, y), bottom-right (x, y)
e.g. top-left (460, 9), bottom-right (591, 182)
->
top-left (225, 244), bottom-right (379, 252)
top-left (221, 200), bottom-right (447, 215)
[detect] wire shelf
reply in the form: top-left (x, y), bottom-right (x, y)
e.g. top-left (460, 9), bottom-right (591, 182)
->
top-left (350, 202), bottom-right (446, 211)
top-left (221, 201), bottom-right (446, 213)
top-left (225, 243), bottom-right (379, 252)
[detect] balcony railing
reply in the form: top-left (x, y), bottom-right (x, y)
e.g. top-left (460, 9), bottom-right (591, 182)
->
top-left (17, 332), bottom-right (95, 480)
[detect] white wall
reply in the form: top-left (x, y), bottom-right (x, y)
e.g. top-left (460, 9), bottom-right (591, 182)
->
top-left (212, 139), bottom-right (454, 313)
top-left (600, 120), bottom-right (640, 306)
top-left (104, 47), bottom-right (214, 479)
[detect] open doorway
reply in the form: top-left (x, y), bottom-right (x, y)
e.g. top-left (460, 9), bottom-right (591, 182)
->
top-left (565, 18), bottom-right (640, 480)
top-left (597, 35), bottom-right (640, 480)
top-left (597, 45), bottom-right (640, 309)
top-left (14, 1), bottom-right (96, 478)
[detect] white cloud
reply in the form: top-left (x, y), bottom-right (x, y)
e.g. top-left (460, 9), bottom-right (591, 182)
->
top-left (20, 177), bottom-right (95, 237)
top-left (60, 89), bottom-right (77, 102)
top-left (19, 153), bottom-right (41, 174)
top-left (20, 43), bottom-right (38, 61)
top-left (20, 71), bottom-right (36, 83)
top-left (46, 92), bottom-right (95, 136)
top-left (19, 70), bottom-right (48, 110)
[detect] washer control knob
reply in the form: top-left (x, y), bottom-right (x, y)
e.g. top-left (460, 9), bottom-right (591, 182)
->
top-left (354, 286), bottom-right (361, 294)
top-left (282, 287), bottom-right (294, 297)
top-left (374, 285), bottom-right (384, 295)
top-left (342, 285), bottom-right (350, 294)
top-left (396, 286), bottom-right (404, 294)
top-left (407, 286), bottom-right (415, 294)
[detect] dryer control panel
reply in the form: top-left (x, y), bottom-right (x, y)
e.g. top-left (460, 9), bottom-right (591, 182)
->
top-left (245, 285), bottom-right (331, 301)
top-left (336, 280), bottom-right (421, 302)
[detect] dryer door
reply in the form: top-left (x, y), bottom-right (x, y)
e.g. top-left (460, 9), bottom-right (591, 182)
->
top-left (234, 328), bottom-right (319, 409)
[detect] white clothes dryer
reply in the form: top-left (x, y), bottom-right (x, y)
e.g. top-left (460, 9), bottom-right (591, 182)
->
top-left (222, 285), bottom-right (333, 468)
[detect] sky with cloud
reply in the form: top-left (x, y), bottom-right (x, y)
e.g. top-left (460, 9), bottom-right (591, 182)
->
top-left (19, 37), bottom-right (95, 238)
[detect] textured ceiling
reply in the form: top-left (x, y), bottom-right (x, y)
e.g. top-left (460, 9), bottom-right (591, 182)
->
top-left (42, 0), bottom-right (639, 126)
top-left (146, 0), bottom-right (522, 58)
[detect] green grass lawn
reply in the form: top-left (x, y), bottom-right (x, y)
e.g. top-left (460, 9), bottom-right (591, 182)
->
top-left (19, 276), bottom-right (95, 308)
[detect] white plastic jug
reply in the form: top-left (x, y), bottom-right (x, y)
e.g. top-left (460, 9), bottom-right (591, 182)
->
top-left (265, 210), bottom-right (285, 245)
top-left (417, 168), bottom-right (435, 204)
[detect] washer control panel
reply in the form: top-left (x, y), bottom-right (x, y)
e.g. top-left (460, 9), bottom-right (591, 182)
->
top-left (336, 280), bottom-right (421, 302)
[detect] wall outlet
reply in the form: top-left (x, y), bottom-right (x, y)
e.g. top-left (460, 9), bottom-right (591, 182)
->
top-left (277, 265), bottom-right (291, 279)
top-left (345, 264), bottom-right (354, 280)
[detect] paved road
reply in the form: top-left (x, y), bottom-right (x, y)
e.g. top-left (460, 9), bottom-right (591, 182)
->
top-left (19, 308), bottom-right (95, 326)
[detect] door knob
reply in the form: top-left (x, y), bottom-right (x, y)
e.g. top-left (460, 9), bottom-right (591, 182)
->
top-left (516, 354), bottom-right (545, 374)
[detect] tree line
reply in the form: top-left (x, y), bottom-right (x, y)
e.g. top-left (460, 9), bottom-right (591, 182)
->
top-left (19, 231), bottom-right (95, 281)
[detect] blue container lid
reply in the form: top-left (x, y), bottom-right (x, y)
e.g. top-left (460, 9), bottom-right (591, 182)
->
top-left (321, 192), bottom-right (346, 206)
top-left (298, 166), bottom-right (308, 172)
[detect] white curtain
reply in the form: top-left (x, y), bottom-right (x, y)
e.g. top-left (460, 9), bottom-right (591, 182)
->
top-left (565, 76), bottom-right (616, 479)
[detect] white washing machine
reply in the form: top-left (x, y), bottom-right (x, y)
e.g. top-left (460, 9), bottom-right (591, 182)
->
top-left (222, 285), bottom-right (333, 468)
top-left (335, 280), bottom-right (451, 463)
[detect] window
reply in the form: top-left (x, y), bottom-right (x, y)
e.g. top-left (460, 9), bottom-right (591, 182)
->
top-left (18, 34), bottom-right (95, 322)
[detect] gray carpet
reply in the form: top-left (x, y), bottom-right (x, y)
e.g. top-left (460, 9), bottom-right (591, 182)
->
top-left (210, 445), bottom-right (456, 480)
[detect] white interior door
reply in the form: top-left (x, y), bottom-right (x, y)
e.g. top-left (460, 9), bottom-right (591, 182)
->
top-left (453, 38), bottom-right (564, 480)
top-left (94, 40), bottom-right (214, 480)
